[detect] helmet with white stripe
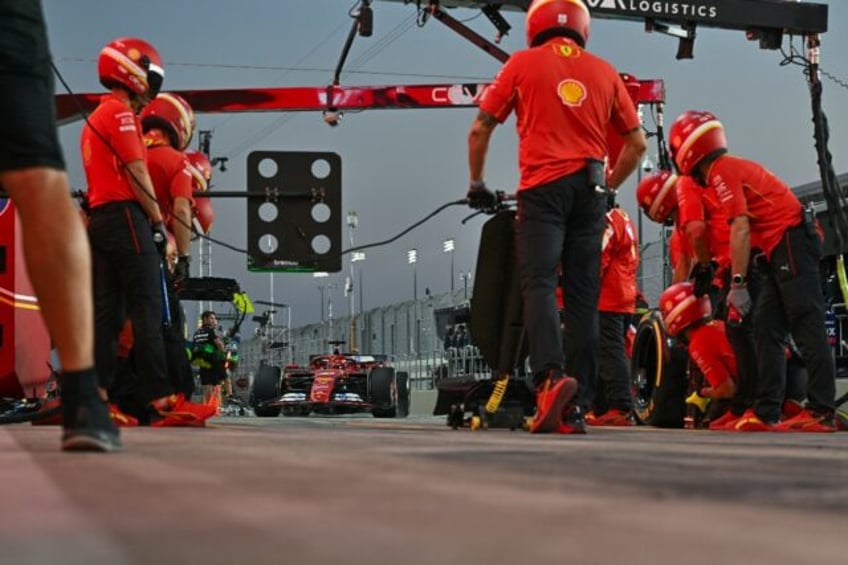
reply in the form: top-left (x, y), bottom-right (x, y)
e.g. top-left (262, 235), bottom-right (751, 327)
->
top-left (141, 93), bottom-right (195, 150)
top-left (669, 110), bottom-right (728, 175)
top-left (636, 170), bottom-right (678, 224)
top-left (98, 37), bottom-right (164, 97)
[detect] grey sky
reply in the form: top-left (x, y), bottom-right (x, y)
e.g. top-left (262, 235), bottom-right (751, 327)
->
top-left (44, 0), bottom-right (848, 329)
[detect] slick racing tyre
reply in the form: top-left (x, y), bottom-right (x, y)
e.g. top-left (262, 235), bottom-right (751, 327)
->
top-left (369, 366), bottom-right (398, 418)
top-left (251, 364), bottom-right (282, 418)
top-left (395, 371), bottom-right (411, 418)
top-left (630, 310), bottom-right (688, 428)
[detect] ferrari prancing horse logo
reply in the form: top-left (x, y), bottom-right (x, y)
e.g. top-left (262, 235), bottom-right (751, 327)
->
top-left (557, 79), bottom-right (587, 107)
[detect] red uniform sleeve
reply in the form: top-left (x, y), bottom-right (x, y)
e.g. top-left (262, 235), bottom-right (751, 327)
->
top-left (676, 176), bottom-right (705, 228)
top-left (609, 74), bottom-right (641, 136)
top-left (169, 156), bottom-right (194, 204)
top-left (478, 58), bottom-right (519, 123)
top-left (108, 108), bottom-right (146, 165)
top-left (672, 224), bottom-right (693, 264)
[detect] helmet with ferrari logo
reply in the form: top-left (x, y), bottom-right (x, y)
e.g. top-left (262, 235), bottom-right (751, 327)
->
top-left (98, 37), bottom-right (164, 97)
top-left (141, 93), bottom-right (195, 150)
top-left (185, 151), bottom-right (212, 192)
top-left (635, 170), bottom-right (678, 225)
top-left (526, 0), bottom-right (591, 48)
top-left (659, 281), bottom-right (712, 338)
top-left (668, 110), bottom-right (728, 175)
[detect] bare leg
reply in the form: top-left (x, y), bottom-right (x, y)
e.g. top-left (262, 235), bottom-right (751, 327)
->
top-left (1, 168), bottom-right (92, 371)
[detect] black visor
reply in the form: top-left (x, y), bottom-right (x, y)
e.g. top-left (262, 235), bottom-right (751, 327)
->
top-left (147, 69), bottom-right (164, 97)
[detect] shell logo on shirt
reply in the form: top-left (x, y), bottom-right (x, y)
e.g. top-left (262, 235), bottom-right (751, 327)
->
top-left (557, 79), bottom-right (587, 107)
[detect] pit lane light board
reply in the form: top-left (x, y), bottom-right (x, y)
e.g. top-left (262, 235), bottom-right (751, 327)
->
top-left (394, 0), bottom-right (828, 36)
top-left (246, 151), bottom-right (342, 273)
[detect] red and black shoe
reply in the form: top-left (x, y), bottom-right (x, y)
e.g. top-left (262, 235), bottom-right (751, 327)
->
top-left (781, 399), bottom-right (804, 420)
top-left (729, 408), bottom-right (777, 432)
top-left (774, 408), bottom-right (837, 433)
top-left (529, 373), bottom-right (577, 434)
top-left (150, 394), bottom-right (217, 427)
top-left (585, 408), bottom-right (634, 427)
top-left (109, 404), bottom-right (139, 427)
top-left (707, 408), bottom-right (741, 431)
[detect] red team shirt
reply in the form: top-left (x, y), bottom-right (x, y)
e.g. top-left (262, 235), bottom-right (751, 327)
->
top-left (676, 174), bottom-right (731, 270)
top-left (478, 38), bottom-right (641, 190)
top-left (144, 133), bottom-right (194, 229)
top-left (668, 223), bottom-right (691, 274)
top-left (599, 208), bottom-right (638, 313)
top-left (688, 321), bottom-right (737, 389)
top-left (81, 94), bottom-right (147, 207)
top-left (706, 155), bottom-right (802, 257)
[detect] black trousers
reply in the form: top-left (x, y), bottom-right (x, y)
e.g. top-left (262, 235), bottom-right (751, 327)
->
top-left (164, 295), bottom-right (194, 399)
top-left (89, 201), bottom-right (172, 403)
top-left (716, 261), bottom-right (763, 415)
top-left (515, 169), bottom-right (606, 405)
top-left (753, 225), bottom-right (836, 421)
top-left (594, 311), bottom-right (633, 413)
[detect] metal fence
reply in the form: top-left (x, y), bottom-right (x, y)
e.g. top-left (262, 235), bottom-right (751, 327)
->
top-left (236, 234), bottom-right (670, 385)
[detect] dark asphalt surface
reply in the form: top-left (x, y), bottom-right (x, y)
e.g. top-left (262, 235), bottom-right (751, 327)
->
top-left (1, 415), bottom-right (846, 565)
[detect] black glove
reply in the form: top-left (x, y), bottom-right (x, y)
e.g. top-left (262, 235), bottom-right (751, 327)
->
top-left (173, 255), bottom-right (190, 287)
top-left (466, 180), bottom-right (498, 211)
top-left (151, 222), bottom-right (168, 257)
top-left (690, 261), bottom-right (715, 297)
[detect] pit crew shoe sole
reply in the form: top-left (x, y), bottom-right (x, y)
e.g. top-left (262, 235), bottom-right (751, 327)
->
top-left (773, 408), bottom-right (837, 433)
top-left (529, 377), bottom-right (577, 434)
top-left (62, 429), bottom-right (122, 452)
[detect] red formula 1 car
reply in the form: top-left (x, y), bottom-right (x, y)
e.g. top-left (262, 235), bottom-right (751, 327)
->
top-left (250, 354), bottom-right (410, 419)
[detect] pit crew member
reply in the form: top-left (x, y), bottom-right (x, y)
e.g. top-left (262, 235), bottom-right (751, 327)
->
top-left (82, 37), bottom-right (212, 427)
top-left (466, 0), bottom-right (647, 433)
top-left (587, 202), bottom-right (638, 427)
top-left (669, 109), bottom-right (836, 432)
top-left (0, 0), bottom-right (117, 450)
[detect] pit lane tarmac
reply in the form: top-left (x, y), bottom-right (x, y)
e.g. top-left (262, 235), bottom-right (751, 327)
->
top-left (1, 415), bottom-right (846, 565)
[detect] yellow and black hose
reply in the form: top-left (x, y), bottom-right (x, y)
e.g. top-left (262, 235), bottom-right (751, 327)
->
top-left (485, 373), bottom-right (510, 415)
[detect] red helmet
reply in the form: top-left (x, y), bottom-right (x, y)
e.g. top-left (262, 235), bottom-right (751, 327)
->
top-left (141, 93), bottom-right (195, 150)
top-left (98, 37), bottom-right (164, 97)
top-left (659, 281), bottom-right (712, 337)
top-left (636, 170), bottom-right (678, 224)
top-left (526, 0), bottom-right (591, 48)
top-left (193, 196), bottom-right (214, 234)
top-left (668, 110), bottom-right (728, 175)
top-left (185, 151), bottom-right (212, 192)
